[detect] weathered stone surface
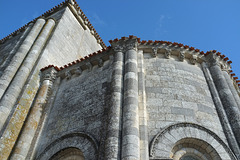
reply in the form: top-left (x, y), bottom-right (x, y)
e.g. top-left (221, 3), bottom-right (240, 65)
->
top-left (0, 2), bottom-right (239, 160)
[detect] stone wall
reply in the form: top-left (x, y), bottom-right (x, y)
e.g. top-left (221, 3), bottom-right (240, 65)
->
top-left (35, 58), bottom-right (113, 159)
top-left (0, 4), bottom-right (104, 159)
top-left (0, 30), bottom-right (29, 77)
top-left (39, 7), bottom-right (102, 67)
top-left (143, 54), bottom-right (227, 144)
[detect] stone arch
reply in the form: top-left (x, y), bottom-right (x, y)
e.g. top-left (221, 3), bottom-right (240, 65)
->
top-left (49, 147), bottom-right (85, 160)
top-left (149, 122), bottom-right (237, 160)
top-left (36, 132), bottom-right (98, 160)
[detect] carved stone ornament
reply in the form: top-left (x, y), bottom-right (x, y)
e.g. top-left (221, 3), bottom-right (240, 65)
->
top-left (113, 45), bottom-right (124, 52)
top-left (190, 55), bottom-right (198, 65)
top-left (152, 47), bottom-right (158, 57)
top-left (41, 68), bottom-right (57, 82)
top-left (74, 67), bottom-right (82, 75)
top-left (207, 54), bottom-right (221, 67)
top-left (65, 71), bottom-right (72, 79)
top-left (125, 42), bottom-right (137, 51)
top-left (220, 63), bottom-right (230, 71)
top-left (179, 51), bottom-right (185, 61)
top-left (98, 59), bottom-right (104, 67)
top-left (86, 62), bottom-right (92, 70)
top-left (165, 50), bottom-right (171, 59)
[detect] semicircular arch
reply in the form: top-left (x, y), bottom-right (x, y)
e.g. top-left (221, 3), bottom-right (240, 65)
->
top-left (149, 122), bottom-right (236, 160)
top-left (36, 132), bottom-right (98, 160)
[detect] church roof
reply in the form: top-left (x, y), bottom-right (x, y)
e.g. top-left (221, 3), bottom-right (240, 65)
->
top-left (0, 0), bottom-right (106, 48)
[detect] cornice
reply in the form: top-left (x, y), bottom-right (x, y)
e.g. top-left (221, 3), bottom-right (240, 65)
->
top-left (40, 35), bottom-right (240, 90)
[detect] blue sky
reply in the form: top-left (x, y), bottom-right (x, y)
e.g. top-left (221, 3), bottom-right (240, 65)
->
top-left (0, 0), bottom-right (239, 77)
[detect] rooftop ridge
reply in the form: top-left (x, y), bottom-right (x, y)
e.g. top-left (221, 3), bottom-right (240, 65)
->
top-left (40, 35), bottom-right (240, 89)
top-left (0, 0), bottom-right (106, 48)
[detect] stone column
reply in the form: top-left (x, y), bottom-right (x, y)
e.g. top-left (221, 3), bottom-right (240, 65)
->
top-left (122, 41), bottom-right (140, 160)
top-left (0, 18), bottom-right (46, 99)
top-left (207, 54), bottom-right (240, 147)
top-left (223, 71), bottom-right (240, 108)
top-left (138, 50), bottom-right (149, 160)
top-left (0, 19), bottom-right (55, 131)
top-left (105, 45), bottom-right (124, 160)
top-left (202, 62), bottom-right (240, 159)
top-left (10, 68), bottom-right (57, 160)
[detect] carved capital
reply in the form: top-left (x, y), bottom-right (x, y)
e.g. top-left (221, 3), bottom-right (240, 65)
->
top-left (179, 51), bottom-right (185, 61)
top-left (113, 45), bottom-right (124, 52)
top-left (206, 54), bottom-right (221, 67)
top-left (124, 42), bottom-right (138, 51)
top-left (152, 47), bottom-right (158, 57)
top-left (165, 50), bottom-right (171, 59)
top-left (41, 68), bottom-right (57, 82)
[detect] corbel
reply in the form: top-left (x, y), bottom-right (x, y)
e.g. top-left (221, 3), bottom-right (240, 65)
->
top-left (190, 55), bottom-right (198, 65)
top-left (152, 47), bottom-right (158, 57)
top-left (65, 70), bottom-right (72, 79)
top-left (179, 51), bottom-right (185, 61)
top-left (165, 49), bottom-right (171, 59)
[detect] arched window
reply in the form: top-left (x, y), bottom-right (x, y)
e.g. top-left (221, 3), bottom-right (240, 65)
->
top-left (180, 155), bottom-right (200, 160)
top-left (50, 147), bottom-right (85, 160)
top-left (171, 138), bottom-right (220, 160)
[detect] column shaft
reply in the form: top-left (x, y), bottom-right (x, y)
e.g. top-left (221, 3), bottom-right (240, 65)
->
top-left (209, 63), bottom-right (240, 147)
top-left (138, 50), bottom-right (149, 160)
top-left (202, 62), bottom-right (240, 158)
top-left (0, 24), bottom-right (32, 75)
top-left (223, 71), bottom-right (240, 109)
top-left (105, 51), bottom-right (124, 159)
top-left (0, 19), bottom-right (46, 99)
top-left (0, 19), bottom-right (55, 131)
top-left (122, 48), bottom-right (140, 160)
top-left (10, 78), bottom-right (53, 160)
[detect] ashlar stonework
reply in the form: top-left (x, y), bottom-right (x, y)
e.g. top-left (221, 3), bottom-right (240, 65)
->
top-left (0, 0), bottom-right (240, 160)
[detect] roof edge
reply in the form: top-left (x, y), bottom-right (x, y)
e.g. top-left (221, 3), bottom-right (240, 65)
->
top-left (40, 35), bottom-right (240, 90)
top-left (0, 0), bottom-right (106, 48)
